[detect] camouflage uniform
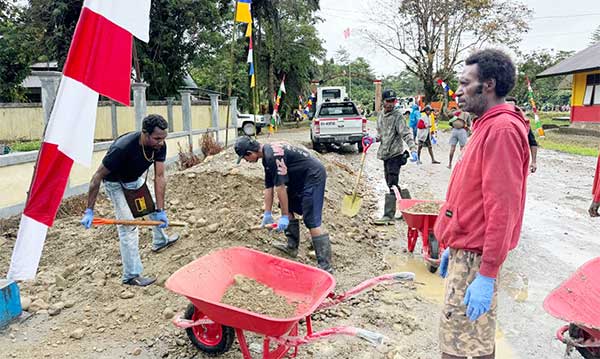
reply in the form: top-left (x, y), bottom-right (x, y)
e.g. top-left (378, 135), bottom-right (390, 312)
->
top-left (440, 249), bottom-right (497, 357)
top-left (376, 108), bottom-right (416, 161)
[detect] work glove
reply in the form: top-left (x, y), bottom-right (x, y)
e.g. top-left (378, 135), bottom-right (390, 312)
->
top-left (439, 248), bottom-right (450, 278)
top-left (410, 151), bottom-right (419, 163)
top-left (261, 211), bottom-right (274, 227)
top-left (276, 215), bottom-right (289, 232)
top-left (80, 208), bottom-right (94, 229)
top-left (155, 209), bottom-right (169, 229)
top-left (463, 273), bottom-right (495, 321)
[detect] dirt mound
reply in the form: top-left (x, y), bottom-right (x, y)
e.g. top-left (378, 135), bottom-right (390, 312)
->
top-left (0, 142), bottom-right (437, 358)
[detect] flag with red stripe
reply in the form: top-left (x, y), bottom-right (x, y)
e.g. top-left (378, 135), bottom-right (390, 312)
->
top-left (7, 0), bottom-right (151, 280)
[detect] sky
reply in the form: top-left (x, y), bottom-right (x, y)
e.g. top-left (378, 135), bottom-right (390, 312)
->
top-left (315, 0), bottom-right (600, 78)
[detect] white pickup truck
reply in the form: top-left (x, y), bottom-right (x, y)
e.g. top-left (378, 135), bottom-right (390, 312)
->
top-left (236, 113), bottom-right (266, 136)
top-left (310, 100), bottom-right (367, 152)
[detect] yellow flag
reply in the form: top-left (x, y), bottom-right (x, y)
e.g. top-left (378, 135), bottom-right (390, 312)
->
top-left (235, 0), bottom-right (252, 23)
top-left (245, 22), bottom-right (252, 37)
top-left (250, 74), bottom-right (255, 88)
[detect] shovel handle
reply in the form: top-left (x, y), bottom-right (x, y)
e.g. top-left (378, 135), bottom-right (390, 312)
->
top-left (92, 218), bottom-right (186, 227)
top-left (249, 223), bottom-right (278, 231)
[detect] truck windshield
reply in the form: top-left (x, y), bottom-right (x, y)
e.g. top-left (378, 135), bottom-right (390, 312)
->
top-left (318, 103), bottom-right (358, 116)
top-left (322, 89), bottom-right (341, 101)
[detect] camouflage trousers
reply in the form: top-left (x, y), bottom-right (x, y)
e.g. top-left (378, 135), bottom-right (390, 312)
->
top-left (439, 249), bottom-right (497, 357)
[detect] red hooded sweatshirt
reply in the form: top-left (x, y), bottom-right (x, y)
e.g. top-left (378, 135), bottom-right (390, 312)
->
top-left (593, 150), bottom-right (600, 202)
top-left (434, 103), bottom-right (530, 278)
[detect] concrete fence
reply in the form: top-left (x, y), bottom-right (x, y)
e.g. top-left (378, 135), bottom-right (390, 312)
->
top-left (0, 73), bottom-right (241, 218)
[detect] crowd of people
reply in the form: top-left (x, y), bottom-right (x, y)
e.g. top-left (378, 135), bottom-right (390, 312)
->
top-left (77, 48), bottom-right (599, 359)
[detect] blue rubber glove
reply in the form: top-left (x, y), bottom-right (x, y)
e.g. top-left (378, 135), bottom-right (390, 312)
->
top-left (439, 248), bottom-right (450, 278)
top-left (261, 211), bottom-right (274, 227)
top-left (410, 151), bottom-right (419, 162)
top-left (276, 215), bottom-right (289, 232)
top-left (463, 273), bottom-right (496, 321)
top-left (80, 208), bottom-right (94, 229)
top-left (155, 209), bottom-right (169, 229)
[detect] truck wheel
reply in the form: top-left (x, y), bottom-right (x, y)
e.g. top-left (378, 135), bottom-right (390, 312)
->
top-left (184, 304), bottom-right (234, 356)
top-left (242, 122), bottom-right (256, 136)
top-left (427, 234), bottom-right (439, 274)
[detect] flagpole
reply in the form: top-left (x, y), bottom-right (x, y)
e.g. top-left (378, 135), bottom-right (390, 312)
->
top-left (224, 6), bottom-right (240, 148)
top-left (252, 28), bottom-right (258, 139)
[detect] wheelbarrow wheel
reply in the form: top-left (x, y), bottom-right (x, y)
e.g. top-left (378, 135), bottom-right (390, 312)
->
top-left (569, 324), bottom-right (600, 359)
top-left (184, 304), bottom-right (234, 356)
top-left (427, 234), bottom-right (439, 274)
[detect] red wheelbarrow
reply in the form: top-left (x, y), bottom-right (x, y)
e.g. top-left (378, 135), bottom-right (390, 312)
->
top-left (544, 257), bottom-right (600, 358)
top-left (392, 186), bottom-right (445, 273)
top-left (165, 246), bottom-right (415, 359)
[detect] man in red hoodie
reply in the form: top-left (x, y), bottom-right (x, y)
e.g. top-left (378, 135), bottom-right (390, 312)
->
top-left (434, 49), bottom-right (530, 359)
top-left (590, 150), bottom-right (600, 217)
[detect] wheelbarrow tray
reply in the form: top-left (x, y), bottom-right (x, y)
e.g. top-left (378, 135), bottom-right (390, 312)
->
top-left (543, 257), bottom-right (600, 330)
top-left (398, 199), bottom-right (444, 230)
top-left (165, 247), bottom-right (336, 337)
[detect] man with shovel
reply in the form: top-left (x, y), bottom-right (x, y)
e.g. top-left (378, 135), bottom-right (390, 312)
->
top-left (374, 89), bottom-right (418, 225)
top-left (80, 114), bottom-right (180, 287)
top-left (235, 136), bottom-right (333, 273)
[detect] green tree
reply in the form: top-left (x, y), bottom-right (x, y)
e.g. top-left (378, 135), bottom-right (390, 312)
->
top-left (364, 0), bottom-right (532, 103)
top-left (0, 1), bottom-right (36, 102)
top-left (591, 25), bottom-right (600, 46)
top-left (383, 71), bottom-right (423, 98)
top-left (513, 49), bottom-right (574, 107)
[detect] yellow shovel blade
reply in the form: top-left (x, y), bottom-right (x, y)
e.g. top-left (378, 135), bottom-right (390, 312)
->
top-left (341, 194), bottom-right (363, 217)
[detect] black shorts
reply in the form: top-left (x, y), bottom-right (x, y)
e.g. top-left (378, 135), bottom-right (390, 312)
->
top-left (287, 180), bottom-right (326, 229)
top-left (419, 134), bottom-right (432, 147)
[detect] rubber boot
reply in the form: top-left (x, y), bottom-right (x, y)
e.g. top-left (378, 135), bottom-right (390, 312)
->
top-left (396, 188), bottom-right (411, 220)
top-left (374, 193), bottom-right (397, 225)
top-left (272, 219), bottom-right (299, 257)
top-left (312, 234), bottom-right (333, 274)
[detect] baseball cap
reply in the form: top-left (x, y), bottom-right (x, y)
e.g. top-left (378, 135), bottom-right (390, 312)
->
top-left (382, 89), bottom-right (397, 101)
top-left (234, 136), bottom-right (260, 163)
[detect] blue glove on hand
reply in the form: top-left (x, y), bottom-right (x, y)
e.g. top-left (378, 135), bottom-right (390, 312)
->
top-left (410, 151), bottom-right (419, 162)
top-left (439, 248), bottom-right (450, 278)
top-left (261, 211), bottom-right (274, 227)
top-left (155, 209), bottom-right (169, 229)
top-left (80, 208), bottom-right (94, 229)
top-left (463, 273), bottom-right (496, 321)
top-left (276, 215), bottom-right (289, 232)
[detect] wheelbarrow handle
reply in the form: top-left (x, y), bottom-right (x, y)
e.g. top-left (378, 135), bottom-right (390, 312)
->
top-left (273, 326), bottom-right (386, 347)
top-left (92, 218), bottom-right (186, 227)
top-left (317, 272), bottom-right (415, 310)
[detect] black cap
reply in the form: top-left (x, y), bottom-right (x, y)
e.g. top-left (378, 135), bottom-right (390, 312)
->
top-left (382, 89), bottom-right (397, 101)
top-left (234, 136), bottom-right (260, 163)
top-left (423, 105), bottom-right (432, 112)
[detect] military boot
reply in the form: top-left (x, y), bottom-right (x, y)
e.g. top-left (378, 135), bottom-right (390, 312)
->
top-left (374, 193), bottom-right (397, 225)
top-left (272, 219), bottom-right (300, 257)
top-left (311, 234), bottom-right (333, 274)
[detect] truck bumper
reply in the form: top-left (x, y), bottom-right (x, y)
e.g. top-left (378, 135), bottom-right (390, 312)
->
top-left (313, 134), bottom-right (364, 144)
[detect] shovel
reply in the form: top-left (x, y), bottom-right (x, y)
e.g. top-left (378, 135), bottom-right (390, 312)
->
top-left (92, 218), bottom-right (186, 227)
top-left (342, 137), bottom-right (373, 217)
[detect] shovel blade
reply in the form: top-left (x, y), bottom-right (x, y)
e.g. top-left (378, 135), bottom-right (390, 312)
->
top-left (342, 195), bottom-right (363, 217)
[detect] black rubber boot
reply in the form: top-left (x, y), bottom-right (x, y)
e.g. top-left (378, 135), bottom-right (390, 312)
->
top-left (374, 193), bottom-right (397, 225)
top-left (396, 188), bottom-right (411, 220)
top-left (272, 219), bottom-right (300, 257)
top-left (312, 234), bottom-right (333, 274)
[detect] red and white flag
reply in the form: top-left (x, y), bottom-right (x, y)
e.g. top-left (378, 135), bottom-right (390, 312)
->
top-left (7, 0), bottom-right (151, 280)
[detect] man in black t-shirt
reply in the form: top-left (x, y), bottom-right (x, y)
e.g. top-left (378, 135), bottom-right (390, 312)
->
top-left (235, 137), bottom-right (333, 273)
top-left (80, 114), bottom-right (179, 287)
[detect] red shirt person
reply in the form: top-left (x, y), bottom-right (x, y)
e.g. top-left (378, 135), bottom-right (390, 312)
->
top-left (434, 49), bottom-right (530, 359)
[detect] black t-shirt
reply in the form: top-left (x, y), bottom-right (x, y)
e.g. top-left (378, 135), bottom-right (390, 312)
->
top-left (262, 142), bottom-right (326, 193)
top-left (103, 132), bottom-right (166, 182)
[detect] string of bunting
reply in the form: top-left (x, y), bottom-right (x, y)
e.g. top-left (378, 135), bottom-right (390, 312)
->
top-left (436, 79), bottom-right (456, 99)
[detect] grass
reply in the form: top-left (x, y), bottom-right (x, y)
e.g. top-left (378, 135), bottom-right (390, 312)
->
top-left (7, 140), bottom-right (41, 152)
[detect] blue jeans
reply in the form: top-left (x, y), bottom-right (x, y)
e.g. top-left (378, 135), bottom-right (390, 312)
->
top-left (103, 178), bottom-right (169, 282)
